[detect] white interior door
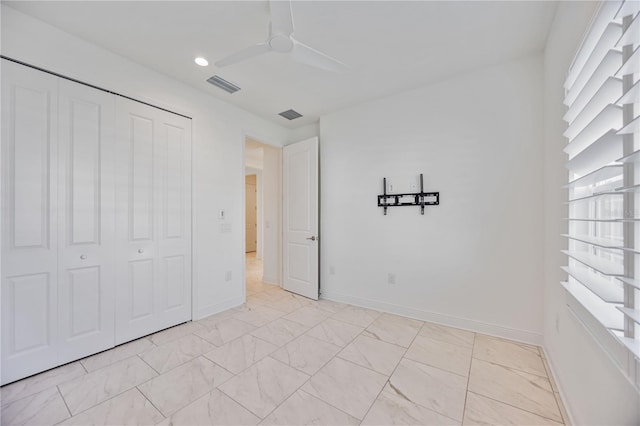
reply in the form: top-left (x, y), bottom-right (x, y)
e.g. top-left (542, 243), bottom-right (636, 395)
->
top-left (1, 61), bottom-right (60, 384)
top-left (57, 79), bottom-right (116, 362)
top-left (155, 107), bottom-right (192, 331)
top-left (115, 97), bottom-right (192, 344)
top-left (283, 137), bottom-right (319, 300)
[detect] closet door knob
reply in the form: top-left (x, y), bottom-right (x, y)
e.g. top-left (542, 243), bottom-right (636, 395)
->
top-left (138, 249), bottom-right (144, 254)
top-left (80, 254), bottom-right (87, 260)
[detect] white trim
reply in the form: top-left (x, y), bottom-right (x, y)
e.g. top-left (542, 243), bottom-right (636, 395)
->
top-left (320, 291), bottom-right (543, 346)
top-left (194, 296), bottom-right (245, 321)
top-left (540, 346), bottom-right (577, 426)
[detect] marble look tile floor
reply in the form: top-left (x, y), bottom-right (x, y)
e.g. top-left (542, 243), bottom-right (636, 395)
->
top-left (0, 253), bottom-right (569, 425)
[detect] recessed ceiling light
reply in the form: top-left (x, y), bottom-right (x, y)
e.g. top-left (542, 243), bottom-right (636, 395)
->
top-left (194, 57), bottom-right (209, 67)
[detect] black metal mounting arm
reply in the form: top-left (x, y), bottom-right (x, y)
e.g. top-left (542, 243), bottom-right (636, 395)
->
top-left (377, 174), bottom-right (439, 215)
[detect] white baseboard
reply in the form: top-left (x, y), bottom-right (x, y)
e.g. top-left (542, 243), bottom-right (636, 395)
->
top-left (540, 346), bottom-right (575, 426)
top-left (262, 276), bottom-right (280, 286)
top-left (320, 291), bottom-right (543, 346)
top-left (194, 296), bottom-right (244, 320)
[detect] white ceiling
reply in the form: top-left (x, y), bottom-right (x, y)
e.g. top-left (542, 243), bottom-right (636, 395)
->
top-left (6, 1), bottom-right (558, 129)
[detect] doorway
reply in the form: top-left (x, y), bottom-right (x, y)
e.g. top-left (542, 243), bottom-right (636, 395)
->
top-left (243, 136), bottom-right (320, 301)
top-left (244, 137), bottom-right (281, 296)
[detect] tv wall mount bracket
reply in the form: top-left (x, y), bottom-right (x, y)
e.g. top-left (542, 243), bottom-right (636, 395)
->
top-left (377, 174), bottom-right (439, 215)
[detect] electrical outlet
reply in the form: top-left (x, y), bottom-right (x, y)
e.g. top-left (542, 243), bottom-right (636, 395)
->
top-left (387, 183), bottom-right (394, 193)
top-left (410, 183), bottom-right (417, 192)
top-left (329, 266), bottom-right (335, 275)
top-left (225, 271), bottom-right (232, 282)
top-left (388, 273), bottom-right (396, 285)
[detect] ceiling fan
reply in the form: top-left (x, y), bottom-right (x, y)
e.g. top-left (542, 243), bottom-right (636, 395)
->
top-left (215, 0), bottom-right (348, 72)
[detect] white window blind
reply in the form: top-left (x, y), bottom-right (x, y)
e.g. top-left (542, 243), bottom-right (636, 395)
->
top-left (563, 0), bottom-right (640, 368)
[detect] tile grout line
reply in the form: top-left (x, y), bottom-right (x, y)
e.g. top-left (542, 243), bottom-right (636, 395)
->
top-left (461, 331), bottom-right (477, 423)
top-left (356, 321), bottom-right (416, 424)
top-left (136, 353), bottom-right (162, 376)
top-left (466, 390), bottom-right (565, 425)
top-left (257, 310), bottom-right (376, 422)
top-left (55, 385), bottom-right (73, 422)
top-left (305, 388), bottom-right (364, 423)
top-left (215, 355), bottom-right (305, 422)
top-left (146, 359), bottom-right (238, 420)
top-left (132, 386), bottom-right (166, 420)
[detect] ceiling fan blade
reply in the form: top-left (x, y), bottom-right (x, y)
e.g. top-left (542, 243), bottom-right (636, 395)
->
top-left (291, 40), bottom-right (349, 72)
top-left (215, 43), bottom-right (272, 67)
top-left (269, 0), bottom-right (294, 36)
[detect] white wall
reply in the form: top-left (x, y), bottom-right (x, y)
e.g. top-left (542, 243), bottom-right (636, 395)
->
top-left (0, 5), bottom-right (291, 319)
top-left (287, 123), bottom-right (320, 145)
top-left (542, 2), bottom-right (640, 424)
top-left (319, 55), bottom-right (545, 344)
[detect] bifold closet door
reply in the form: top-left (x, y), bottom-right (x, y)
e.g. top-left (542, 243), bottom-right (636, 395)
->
top-left (57, 80), bottom-right (116, 362)
top-left (1, 61), bottom-right (60, 384)
top-left (115, 98), bottom-right (192, 344)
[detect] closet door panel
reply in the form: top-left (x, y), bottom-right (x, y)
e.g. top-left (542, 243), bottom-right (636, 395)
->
top-left (115, 98), bottom-right (159, 343)
top-left (57, 80), bottom-right (116, 362)
top-left (156, 114), bottom-right (191, 328)
top-left (1, 61), bottom-right (59, 384)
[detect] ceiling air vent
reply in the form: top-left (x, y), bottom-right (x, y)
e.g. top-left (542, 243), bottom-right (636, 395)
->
top-left (206, 75), bottom-right (241, 94)
top-left (278, 109), bottom-right (303, 120)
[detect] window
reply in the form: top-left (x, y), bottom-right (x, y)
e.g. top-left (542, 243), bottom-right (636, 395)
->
top-left (563, 0), bottom-right (639, 382)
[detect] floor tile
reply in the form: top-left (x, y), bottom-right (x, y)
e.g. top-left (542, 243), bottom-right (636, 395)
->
top-left (332, 305), bottom-right (381, 328)
top-left (419, 322), bottom-right (475, 349)
top-left (1, 362), bottom-right (85, 406)
top-left (264, 297), bottom-right (308, 314)
top-left (218, 357), bottom-right (309, 419)
top-left (361, 389), bottom-right (459, 426)
top-left (138, 356), bottom-right (233, 416)
top-left (362, 313), bottom-right (423, 348)
top-left (283, 306), bottom-right (332, 327)
top-left (232, 305), bottom-right (286, 327)
top-left (149, 321), bottom-right (208, 346)
top-left (467, 359), bottom-right (561, 423)
top-left (251, 289), bottom-right (288, 303)
top-left (463, 391), bottom-right (563, 425)
top-left (306, 318), bottom-right (364, 347)
top-left (245, 295), bottom-right (272, 307)
top-left (386, 358), bottom-right (467, 421)
top-left (278, 291), bottom-right (314, 306)
top-left (270, 334), bottom-right (341, 375)
top-left (140, 334), bottom-right (215, 374)
top-left (0, 387), bottom-right (69, 426)
top-left (250, 318), bottom-right (309, 347)
top-left (204, 335), bottom-right (278, 374)
top-left (58, 356), bottom-right (157, 415)
top-left (405, 334), bottom-right (472, 377)
top-left (81, 338), bottom-right (155, 372)
top-left (261, 390), bottom-right (359, 425)
top-left (301, 357), bottom-right (387, 420)
top-left (158, 389), bottom-right (260, 426)
top-left (196, 309), bottom-right (241, 328)
top-left (473, 334), bottom-right (546, 377)
top-left (194, 318), bottom-right (256, 346)
top-left (58, 388), bottom-right (163, 426)
top-left (312, 299), bottom-right (348, 314)
top-left (338, 335), bottom-right (405, 376)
